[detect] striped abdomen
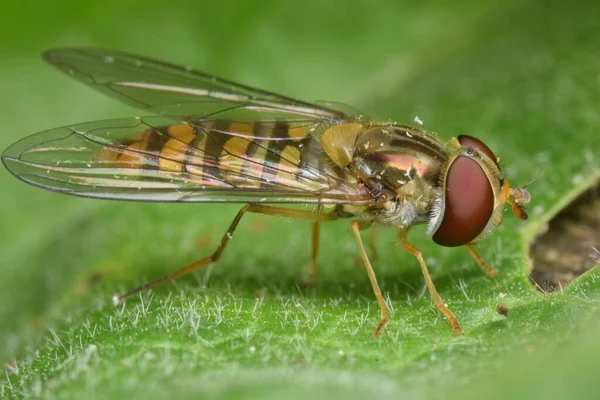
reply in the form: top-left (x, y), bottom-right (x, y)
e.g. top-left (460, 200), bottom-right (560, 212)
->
top-left (100, 119), bottom-right (348, 194)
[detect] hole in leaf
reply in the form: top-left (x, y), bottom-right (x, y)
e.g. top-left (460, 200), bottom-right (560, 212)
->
top-left (529, 179), bottom-right (600, 292)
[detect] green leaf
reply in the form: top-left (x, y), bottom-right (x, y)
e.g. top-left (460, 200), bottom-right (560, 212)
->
top-left (1, 1), bottom-right (599, 399)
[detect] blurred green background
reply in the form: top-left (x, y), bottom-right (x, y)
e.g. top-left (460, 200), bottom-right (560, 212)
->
top-left (1, 0), bottom-right (599, 399)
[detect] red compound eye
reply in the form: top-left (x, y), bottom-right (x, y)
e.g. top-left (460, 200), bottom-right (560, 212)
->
top-left (457, 135), bottom-right (498, 165)
top-left (433, 156), bottom-right (494, 247)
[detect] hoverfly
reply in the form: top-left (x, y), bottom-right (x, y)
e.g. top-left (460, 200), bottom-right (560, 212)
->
top-left (2, 48), bottom-right (531, 336)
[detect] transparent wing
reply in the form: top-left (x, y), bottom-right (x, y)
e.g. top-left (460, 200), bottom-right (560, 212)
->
top-left (2, 115), bottom-right (371, 204)
top-left (43, 47), bottom-right (348, 120)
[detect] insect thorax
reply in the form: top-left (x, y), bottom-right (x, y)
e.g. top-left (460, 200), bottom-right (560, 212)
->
top-left (337, 124), bottom-right (449, 228)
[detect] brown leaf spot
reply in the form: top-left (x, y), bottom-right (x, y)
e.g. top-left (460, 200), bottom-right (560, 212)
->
top-left (530, 179), bottom-right (599, 292)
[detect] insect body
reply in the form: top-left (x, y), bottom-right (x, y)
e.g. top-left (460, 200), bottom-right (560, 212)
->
top-left (1, 48), bottom-right (531, 336)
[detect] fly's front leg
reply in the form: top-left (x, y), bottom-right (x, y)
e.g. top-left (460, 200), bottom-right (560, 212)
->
top-left (464, 245), bottom-right (498, 277)
top-left (113, 204), bottom-right (337, 305)
top-left (398, 230), bottom-right (463, 335)
top-left (351, 220), bottom-right (389, 337)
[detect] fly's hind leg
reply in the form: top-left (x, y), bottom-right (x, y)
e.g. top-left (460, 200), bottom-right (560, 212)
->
top-left (398, 230), bottom-right (463, 335)
top-left (113, 204), bottom-right (337, 305)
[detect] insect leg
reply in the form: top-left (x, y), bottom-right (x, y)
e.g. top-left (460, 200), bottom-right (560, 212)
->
top-left (368, 227), bottom-right (379, 262)
top-left (113, 204), bottom-right (337, 305)
top-left (464, 245), bottom-right (498, 277)
top-left (351, 220), bottom-right (389, 337)
top-left (398, 230), bottom-right (463, 336)
top-left (304, 221), bottom-right (320, 287)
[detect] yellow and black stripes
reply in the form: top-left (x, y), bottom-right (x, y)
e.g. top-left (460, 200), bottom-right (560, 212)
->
top-left (105, 119), bottom-right (346, 193)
